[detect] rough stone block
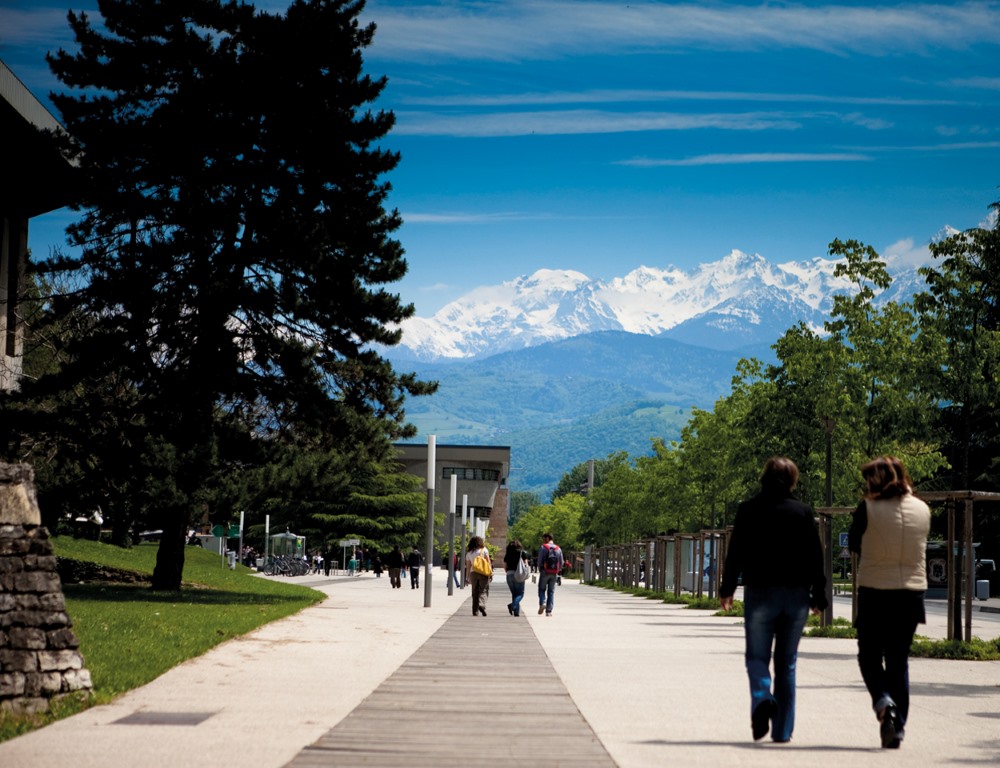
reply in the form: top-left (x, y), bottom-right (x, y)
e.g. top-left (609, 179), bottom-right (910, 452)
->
top-left (9, 627), bottom-right (47, 650)
top-left (0, 671), bottom-right (25, 697)
top-left (0, 648), bottom-right (37, 672)
top-left (38, 671), bottom-right (63, 695)
top-left (38, 649), bottom-right (83, 672)
top-left (46, 628), bottom-right (80, 650)
top-left (0, 556), bottom-right (25, 574)
top-left (0, 464), bottom-right (41, 526)
top-left (62, 668), bottom-right (92, 691)
top-left (1, 696), bottom-right (51, 715)
top-left (38, 592), bottom-right (66, 611)
top-left (14, 594), bottom-right (40, 611)
top-left (13, 571), bottom-right (61, 593)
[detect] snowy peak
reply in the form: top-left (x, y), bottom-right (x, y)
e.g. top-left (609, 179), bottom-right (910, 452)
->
top-left (393, 247), bottom-right (931, 361)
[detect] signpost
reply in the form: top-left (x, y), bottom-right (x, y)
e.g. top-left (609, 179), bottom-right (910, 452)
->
top-left (339, 538), bottom-right (360, 572)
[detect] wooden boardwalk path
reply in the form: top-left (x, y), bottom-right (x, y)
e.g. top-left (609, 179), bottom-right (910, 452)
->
top-left (284, 596), bottom-right (616, 767)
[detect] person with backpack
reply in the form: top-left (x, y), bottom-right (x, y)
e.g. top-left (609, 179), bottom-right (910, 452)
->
top-left (536, 533), bottom-right (564, 616)
top-left (503, 539), bottom-right (530, 616)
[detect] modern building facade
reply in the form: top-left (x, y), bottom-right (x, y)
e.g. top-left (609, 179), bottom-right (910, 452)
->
top-left (394, 443), bottom-right (511, 554)
top-left (0, 59), bottom-right (73, 391)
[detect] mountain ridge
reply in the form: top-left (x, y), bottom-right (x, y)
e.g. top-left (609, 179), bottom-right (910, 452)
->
top-left (389, 248), bottom-right (926, 362)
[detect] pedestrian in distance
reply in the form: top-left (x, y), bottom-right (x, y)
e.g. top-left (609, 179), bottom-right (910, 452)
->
top-left (465, 535), bottom-right (492, 616)
top-left (503, 539), bottom-right (529, 616)
top-left (386, 545), bottom-right (404, 588)
top-left (848, 456), bottom-right (931, 749)
top-left (719, 456), bottom-right (827, 744)
top-left (536, 533), bottom-right (564, 616)
top-left (408, 546), bottom-right (423, 589)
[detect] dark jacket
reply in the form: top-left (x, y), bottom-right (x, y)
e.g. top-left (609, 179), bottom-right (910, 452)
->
top-left (719, 488), bottom-right (828, 611)
top-left (503, 544), bottom-right (522, 572)
top-left (386, 548), bottom-right (404, 569)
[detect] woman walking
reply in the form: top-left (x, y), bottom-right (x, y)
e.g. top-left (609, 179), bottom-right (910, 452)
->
top-left (503, 539), bottom-right (526, 616)
top-left (720, 457), bottom-right (827, 743)
top-left (848, 456), bottom-right (930, 749)
top-left (465, 536), bottom-right (492, 616)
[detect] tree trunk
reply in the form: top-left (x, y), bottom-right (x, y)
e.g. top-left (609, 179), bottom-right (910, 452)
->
top-left (151, 511), bottom-right (187, 590)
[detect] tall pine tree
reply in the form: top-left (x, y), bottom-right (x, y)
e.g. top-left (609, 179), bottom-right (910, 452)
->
top-left (23, 0), bottom-right (431, 588)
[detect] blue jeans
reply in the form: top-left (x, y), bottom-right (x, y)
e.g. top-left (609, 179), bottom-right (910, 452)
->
top-left (743, 585), bottom-right (810, 742)
top-left (506, 572), bottom-right (526, 615)
top-left (538, 572), bottom-right (558, 613)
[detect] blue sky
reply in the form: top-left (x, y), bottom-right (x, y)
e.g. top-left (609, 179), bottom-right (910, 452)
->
top-left (3, 1), bottom-right (1000, 316)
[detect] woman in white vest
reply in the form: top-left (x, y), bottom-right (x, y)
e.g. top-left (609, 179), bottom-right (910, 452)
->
top-left (848, 456), bottom-right (931, 750)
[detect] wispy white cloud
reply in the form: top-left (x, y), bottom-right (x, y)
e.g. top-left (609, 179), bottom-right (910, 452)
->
top-left (394, 109), bottom-right (801, 137)
top-left (402, 211), bottom-right (554, 224)
top-left (618, 152), bottom-right (871, 167)
top-left (883, 237), bottom-right (933, 270)
top-left (365, 1), bottom-right (1000, 62)
top-left (400, 88), bottom-right (956, 108)
top-left (948, 76), bottom-right (1000, 89)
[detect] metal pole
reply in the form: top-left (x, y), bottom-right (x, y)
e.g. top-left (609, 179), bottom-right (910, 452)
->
top-left (238, 510), bottom-right (244, 569)
top-left (424, 435), bottom-right (436, 608)
top-left (823, 417), bottom-right (835, 626)
top-left (447, 473), bottom-right (457, 597)
top-left (964, 498), bottom-right (974, 642)
top-left (461, 495), bottom-right (468, 588)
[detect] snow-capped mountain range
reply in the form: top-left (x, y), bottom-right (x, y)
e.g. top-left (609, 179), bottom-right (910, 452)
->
top-left (393, 247), bottom-right (933, 362)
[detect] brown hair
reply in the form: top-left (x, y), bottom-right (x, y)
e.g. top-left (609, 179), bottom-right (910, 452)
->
top-left (861, 456), bottom-right (911, 499)
top-left (760, 456), bottom-right (799, 492)
top-left (467, 535), bottom-right (485, 551)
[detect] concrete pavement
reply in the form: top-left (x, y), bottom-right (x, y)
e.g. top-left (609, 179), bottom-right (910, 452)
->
top-left (1, 570), bottom-right (999, 767)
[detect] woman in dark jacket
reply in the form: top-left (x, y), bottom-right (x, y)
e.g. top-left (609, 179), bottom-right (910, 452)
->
top-left (720, 457), bottom-right (828, 744)
top-left (503, 539), bottom-right (526, 616)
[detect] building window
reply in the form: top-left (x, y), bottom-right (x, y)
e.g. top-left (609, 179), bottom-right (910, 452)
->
top-left (442, 467), bottom-right (500, 482)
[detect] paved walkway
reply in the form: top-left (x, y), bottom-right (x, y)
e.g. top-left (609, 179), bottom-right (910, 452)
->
top-left (2, 571), bottom-right (999, 767)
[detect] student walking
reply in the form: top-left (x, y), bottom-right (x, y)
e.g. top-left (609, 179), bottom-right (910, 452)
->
top-left (536, 533), bottom-right (564, 616)
top-left (408, 546), bottom-right (423, 589)
top-left (719, 457), bottom-right (827, 744)
top-left (503, 539), bottom-right (529, 616)
top-left (465, 536), bottom-right (492, 616)
top-left (386, 545), bottom-right (404, 588)
top-left (849, 456), bottom-right (931, 749)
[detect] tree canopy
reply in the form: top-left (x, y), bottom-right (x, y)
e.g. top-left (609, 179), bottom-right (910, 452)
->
top-left (1, 0), bottom-right (434, 588)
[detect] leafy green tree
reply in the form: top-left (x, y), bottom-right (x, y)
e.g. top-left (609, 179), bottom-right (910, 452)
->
top-left (552, 457), bottom-right (615, 501)
top-left (914, 206), bottom-right (1000, 488)
top-left (508, 490), bottom-right (542, 526)
top-left (510, 493), bottom-right (585, 555)
top-left (13, 0), bottom-right (433, 588)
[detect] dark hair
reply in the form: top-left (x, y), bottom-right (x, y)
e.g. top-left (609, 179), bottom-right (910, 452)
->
top-left (760, 456), bottom-right (798, 492)
top-left (467, 535), bottom-right (485, 551)
top-left (542, 533), bottom-right (553, 542)
top-left (506, 539), bottom-right (522, 553)
top-left (861, 456), bottom-right (911, 499)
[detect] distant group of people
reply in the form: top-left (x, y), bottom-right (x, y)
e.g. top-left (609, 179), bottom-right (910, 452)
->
top-left (461, 532), bottom-right (565, 618)
top-left (720, 455), bottom-right (930, 750)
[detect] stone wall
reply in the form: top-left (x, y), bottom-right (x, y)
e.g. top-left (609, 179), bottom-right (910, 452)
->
top-left (0, 462), bottom-right (92, 714)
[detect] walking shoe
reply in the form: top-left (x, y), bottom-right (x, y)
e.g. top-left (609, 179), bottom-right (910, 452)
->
top-left (751, 700), bottom-right (775, 741)
top-left (546, 611), bottom-right (552, 617)
top-left (879, 705), bottom-right (902, 749)
top-left (481, 609), bottom-right (486, 616)
top-left (507, 603), bottom-right (514, 616)
top-left (538, 605), bottom-right (545, 614)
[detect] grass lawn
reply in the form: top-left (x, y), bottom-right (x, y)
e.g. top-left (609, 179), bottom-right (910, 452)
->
top-left (1, 537), bottom-right (323, 742)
